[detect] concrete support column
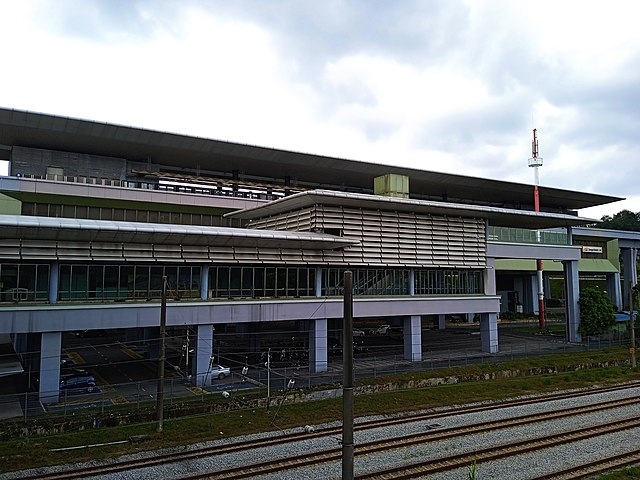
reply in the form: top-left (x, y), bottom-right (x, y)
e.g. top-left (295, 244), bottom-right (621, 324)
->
top-left (403, 315), bottom-right (422, 362)
top-left (437, 314), bottom-right (446, 330)
top-left (484, 258), bottom-right (496, 296)
top-left (480, 313), bottom-right (498, 353)
top-left (200, 265), bottom-right (210, 300)
top-left (12, 333), bottom-right (29, 353)
top-left (39, 331), bottom-right (62, 403)
top-left (529, 274), bottom-right (539, 314)
top-left (315, 266), bottom-right (322, 297)
top-left (125, 328), bottom-right (143, 343)
top-left (309, 318), bottom-right (328, 373)
top-left (144, 327), bottom-right (159, 360)
top-left (622, 248), bottom-right (638, 310)
top-left (563, 260), bottom-right (581, 343)
top-left (466, 313), bottom-right (474, 324)
top-left (543, 275), bottom-right (552, 304)
top-left (194, 324), bottom-right (214, 386)
top-left (607, 272), bottom-right (623, 311)
top-left (409, 269), bottom-right (415, 296)
top-left (49, 261), bottom-right (59, 304)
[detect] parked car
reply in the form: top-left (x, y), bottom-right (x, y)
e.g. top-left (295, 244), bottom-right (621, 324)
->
top-left (61, 367), bottom-right (89, 378)
top-left (614, 311), bottom-right (638, 322)
top-left (352, 328), bottom-right (366, 337)
top-left (59, 374), bottom-right (96, 392)
top-left (373, 324), bottom-right (392, 335)
top-left (74, 329), bottom-right (108, 338)
top-left (211, 364), bottom-right (231, 379)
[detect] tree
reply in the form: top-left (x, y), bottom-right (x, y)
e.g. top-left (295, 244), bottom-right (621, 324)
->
top-left (592, 210), bottom-right (640, 231)
top-left (578, 286), bottom-right (615, 336)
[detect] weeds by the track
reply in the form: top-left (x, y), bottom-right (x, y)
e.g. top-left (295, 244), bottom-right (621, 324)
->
top-left (1, 348), bottom-right (639, 474)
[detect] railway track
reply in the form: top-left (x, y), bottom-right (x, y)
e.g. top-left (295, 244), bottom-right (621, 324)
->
top-left (355, 418), bottom-right (640, 479)
top-left (529, 448), bottom-right (640, 480)
top-left (185, 396), bottom-right (640, 479)
top-left (17, 381), bottom-right (640, 480)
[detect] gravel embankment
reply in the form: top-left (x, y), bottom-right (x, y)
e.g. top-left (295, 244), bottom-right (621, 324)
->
top-left (5, 384), bottom-right (640, 480)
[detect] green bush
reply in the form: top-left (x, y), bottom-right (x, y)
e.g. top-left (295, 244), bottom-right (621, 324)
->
top-left (578, 286), bottom-right (615, 335)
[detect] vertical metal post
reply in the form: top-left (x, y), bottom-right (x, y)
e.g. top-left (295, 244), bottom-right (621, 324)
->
top-left (342, 271), bottom-right (354, 480)
top-left (267, 347), bottom-right (271, 408)
top-left (630, 285), bottom-right (636, 367)
top-left (529, 128), bottom-right (545, 331)
top-left (156, 275), bottom-right (167, 433)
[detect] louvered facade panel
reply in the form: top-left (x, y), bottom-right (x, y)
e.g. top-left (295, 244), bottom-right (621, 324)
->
top-left (89, 242), bottom-right (125, 260)
top-left (234, 247), bottom-right (259, 262)
top-left (15, 240), bottom-right (52, 260)
top-left (208, 248), bottom-right (236, 262)
top-left (280, 250), bottom-right (305, 263)
top-left (122, 243), bottom-right (154, 261)
top-left (257, 248), bottom-right (283, 263)
top-left (245, 204), bottom-right (486, 268)
top-left (56, 242), bottom-right (92, 260)
top-left (0, 240), bottom-right (21, 259)
top-left (302, 251), bottom-right (329, 263)
top-left (152, 244), bottom-right (184, 261)
top-left (180, 245), bottom-right (211, 262)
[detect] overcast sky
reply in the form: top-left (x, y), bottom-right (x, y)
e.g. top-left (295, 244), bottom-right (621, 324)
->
top-left (1, 0), bottom-right (638, 219)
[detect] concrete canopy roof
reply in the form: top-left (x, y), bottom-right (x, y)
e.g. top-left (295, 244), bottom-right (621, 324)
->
top-left (226, 189), bottom-right (598, 230)
top-left (0, 215), bottom-right (358, 249)
top-left (0, 107), bottom-right (622, 211)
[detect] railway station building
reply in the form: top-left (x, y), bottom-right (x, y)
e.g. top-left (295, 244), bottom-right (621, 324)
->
top-left (0, 107), bottom-right (636, 402)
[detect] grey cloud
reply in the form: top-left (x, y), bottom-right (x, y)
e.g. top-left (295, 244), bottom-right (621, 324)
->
top-left (35, 0), bottom-right (178, 40)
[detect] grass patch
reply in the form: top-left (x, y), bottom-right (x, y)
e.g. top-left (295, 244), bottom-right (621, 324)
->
top-left (0, 348), bottom-right (639, 474)
top-left (597, 467), bottom-right (640, 479)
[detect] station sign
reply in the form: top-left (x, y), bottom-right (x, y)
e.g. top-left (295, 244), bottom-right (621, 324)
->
top-left (581, 246), bottom-right (603, 254)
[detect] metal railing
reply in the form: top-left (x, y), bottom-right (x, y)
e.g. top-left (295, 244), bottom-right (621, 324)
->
top-left (488, 226), bottom-right (568, 245)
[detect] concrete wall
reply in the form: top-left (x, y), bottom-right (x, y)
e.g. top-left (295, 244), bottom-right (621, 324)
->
top-left (0, 295), bottom-right (501, 334)
top-left (11, 146), bottom-right (128, 181)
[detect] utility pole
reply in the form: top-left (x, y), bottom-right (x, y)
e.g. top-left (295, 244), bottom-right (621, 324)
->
top-left (266, 347), bottom-right (271, 409)
top-left (630, 284), bottom-right (636, 367)
top-left (528, 128), bottom-right (545, 331)
top-left (156, 275), bottom-right (167, 433)
top-left (342, 270), bottom-right (354, 480)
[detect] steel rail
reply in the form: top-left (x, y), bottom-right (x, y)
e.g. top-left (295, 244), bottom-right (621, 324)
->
top-left (19, 381), bottom-right (640, 480)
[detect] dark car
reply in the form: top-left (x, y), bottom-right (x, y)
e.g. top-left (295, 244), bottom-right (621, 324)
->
top-left (59, 374), bottom-right (96, 392)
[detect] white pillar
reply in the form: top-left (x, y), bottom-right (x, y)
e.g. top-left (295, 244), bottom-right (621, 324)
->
top-left (200, 265), bottom-right (209, 300)
top-left (39, 331), bottom-right (62, 403)
top-left (480, 313), bottom-right (498, 353)
top-left (49, 261), bottom-right (59, 304)
top-left (607, 272), bottom-right (622, 311)
top-left (437, 314), bottom-right (446, 330)
top-left (315, 266), bottom-right (322, 297)
top-left (484, 258), bottom-right (496, 295)
top-left (409, 269), bottom-right (415, 296)
top-left (309, 318), bottom-right (328, 373)
top-left (403, 315), bottom-right (422, 362)
top-left (622, 248), bottom-right (638, 310)
top-left (194, 324), bottom-right (214, 386)
top-left (530, 274), bottom-right (539, 314)
top-left (564, 260), bottom-right (581, 343)
top-left (466, 313), bottom-right (474, 324)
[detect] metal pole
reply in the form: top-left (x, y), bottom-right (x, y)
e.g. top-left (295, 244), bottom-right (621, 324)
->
top-left (630, 284), bottom-right (636, 367)
top-left (267, 347), bottom-right (271, 407)
top-left (156, 275), bottom-right (167, 433)
top-left (530, 128), bottom-right (545, 331)
top-left (342, 270), bottom-right (354, 480)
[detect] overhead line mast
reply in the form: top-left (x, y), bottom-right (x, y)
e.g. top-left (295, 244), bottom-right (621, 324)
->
top-left (528, 128), bottom-right (545, 330)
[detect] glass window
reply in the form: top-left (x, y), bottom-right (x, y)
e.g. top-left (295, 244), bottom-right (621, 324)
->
top-left (149, 266), bottom-right (164, 298)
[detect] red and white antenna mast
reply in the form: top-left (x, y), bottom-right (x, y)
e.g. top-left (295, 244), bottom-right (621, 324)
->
top-left (528, 128), bottom-right (543, 210)
top-left (528, 128), bottom-right (545, 330)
